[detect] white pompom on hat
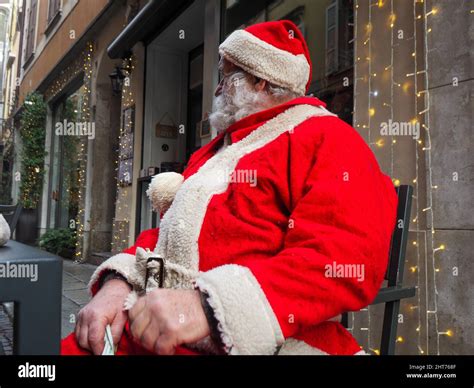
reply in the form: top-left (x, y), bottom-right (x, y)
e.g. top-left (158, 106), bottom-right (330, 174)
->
top-left (146, 172), bottom-right (184, 213)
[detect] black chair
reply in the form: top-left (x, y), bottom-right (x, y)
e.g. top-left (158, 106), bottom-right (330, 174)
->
top-left (342, 185), bottom-right (416, 355)
top-left (0, 203), bottom-right (22, 235)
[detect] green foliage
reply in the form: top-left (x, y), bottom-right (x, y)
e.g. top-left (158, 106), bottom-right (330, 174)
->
top-left (38, 228), bottom-right (77, 257)
top-left (19, 92), bottom-right (47, 209)
top-left (0, 136), bottom-right (14, 204)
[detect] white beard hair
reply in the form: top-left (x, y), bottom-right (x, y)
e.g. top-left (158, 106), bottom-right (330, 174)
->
top-left (209, 78), bottom-right (275, 135)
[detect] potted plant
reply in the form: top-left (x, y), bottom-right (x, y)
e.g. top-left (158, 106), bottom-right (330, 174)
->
top-left (38, 228), bottom-right (77, 259)
top-left (15, 92), bottom-right (47, 245)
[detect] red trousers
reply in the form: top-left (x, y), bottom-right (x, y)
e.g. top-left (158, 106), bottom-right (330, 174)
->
top-left (61, 321), bottom-right (200, 355)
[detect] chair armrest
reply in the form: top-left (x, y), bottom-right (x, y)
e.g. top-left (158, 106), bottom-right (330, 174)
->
top-left (371, 286), bottom-right (416, 305)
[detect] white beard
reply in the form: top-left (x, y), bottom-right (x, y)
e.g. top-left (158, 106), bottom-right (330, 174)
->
top-left (209, 79), bottom-right (274, 135)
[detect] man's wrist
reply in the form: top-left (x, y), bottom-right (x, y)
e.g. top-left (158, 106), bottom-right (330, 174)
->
top-left (199, 290), bottom-right (224, 349)
top-left (99, 271), bottom-right (131, 290)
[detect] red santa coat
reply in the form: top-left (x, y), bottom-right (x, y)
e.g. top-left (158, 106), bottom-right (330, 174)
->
top-left (88, 97), bottom-right (397, 355)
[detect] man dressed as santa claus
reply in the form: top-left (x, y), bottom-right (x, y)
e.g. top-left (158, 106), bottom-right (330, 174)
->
top-left (62, 20), bottom-right (397, 356)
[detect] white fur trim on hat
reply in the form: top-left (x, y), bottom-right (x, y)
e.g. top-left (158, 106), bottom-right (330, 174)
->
top-left (0, 214), bottom-right (11, 246)
top-left (195, 264), bottom-right (285, 355)
top-left (146, 172), bottom-right (184, 213)
top-left (219, 29), bottom-right (310, 95)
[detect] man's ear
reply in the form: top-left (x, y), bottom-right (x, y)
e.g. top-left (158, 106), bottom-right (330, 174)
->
top-left (254, 77), bottom-right (267, 92)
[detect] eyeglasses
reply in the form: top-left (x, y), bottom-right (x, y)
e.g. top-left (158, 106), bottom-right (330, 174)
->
top-left (218, 69), bottom-right (247, 87)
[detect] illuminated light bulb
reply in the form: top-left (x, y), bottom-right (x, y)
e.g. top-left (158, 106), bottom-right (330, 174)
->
top-left (392, 139), bottom-right (397, 144)
top-left (376, 139), bottom-right (384, 147)
top-left (377, 0), bottom-right (384, 7)
top-left (439, 244), bottom-right (446, 250)
top-left (446, 330), bottom-right (453, 337)
top-left (396, 336), bottom-right (404, 343)
top-left (435, 268), bottom-right (440, 272)
top-left (412, 241), bottom-right (417, 246)
top-left (393, 179), bottom-right (401, 187)
top-left (389, 13), bottom-right (396, 26)
top-left (369, 108), bottom-right (376, 117)
top-left (373, 349), bottom-right (380, 356)
top-left (410, 266), bottom-right (418, 273)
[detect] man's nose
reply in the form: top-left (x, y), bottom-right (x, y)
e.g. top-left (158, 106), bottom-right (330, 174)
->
top-left (215, 79), bottom-right (224, 97)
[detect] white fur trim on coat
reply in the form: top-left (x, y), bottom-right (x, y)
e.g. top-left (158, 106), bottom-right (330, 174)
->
top-left (277, 338), bottom-right (328, 355)
top-left (277, 339), bottom-right (367, 355)
top-left (154, 105), bottom-right (335, 286)
top-left (88, 253), bottom-right (146, 295)
top-left (219, 29), bottom-right (310, 95)
top-left (195, 264), bottom-right (285, 355)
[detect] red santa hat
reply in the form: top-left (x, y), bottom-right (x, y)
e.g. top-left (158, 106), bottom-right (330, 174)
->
top-left (219, 20), bottom-right (312, 95)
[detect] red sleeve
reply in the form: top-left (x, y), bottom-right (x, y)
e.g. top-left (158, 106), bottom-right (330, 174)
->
top-left (123, 228), bottom-right (160, 255)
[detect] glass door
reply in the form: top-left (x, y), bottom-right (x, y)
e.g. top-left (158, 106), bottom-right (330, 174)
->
top-left (48, 85), bottom-right (86, 229)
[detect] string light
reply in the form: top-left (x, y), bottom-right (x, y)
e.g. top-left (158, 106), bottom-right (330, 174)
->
top-left (353, 0), bottom-right (449, 356)
top-left (74, 42), bottom-right (94, 262)
top-left (111, 54), bottom-right (136, 252)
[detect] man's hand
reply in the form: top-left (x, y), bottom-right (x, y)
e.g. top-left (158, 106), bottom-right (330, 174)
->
top-left (129, 289), bottom-right (211, 355)
top-left (75, 278), bottom-right (131, 355)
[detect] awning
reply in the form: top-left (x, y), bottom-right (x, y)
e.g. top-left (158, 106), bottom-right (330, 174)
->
top-left (107, 0), bottom-right (194, 59)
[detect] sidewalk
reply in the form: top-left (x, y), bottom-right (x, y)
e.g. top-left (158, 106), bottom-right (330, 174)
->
top-left (61, 260), bottom-right (97, 338)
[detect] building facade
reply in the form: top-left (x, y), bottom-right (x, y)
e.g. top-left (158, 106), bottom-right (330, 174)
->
top-left (1, 0), bottom-right (471, 355)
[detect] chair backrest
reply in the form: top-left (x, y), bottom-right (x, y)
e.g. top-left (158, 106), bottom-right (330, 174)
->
top-left (379, 185), bottom-right (413, 355)
top-left (385, 185), bottom-right (413, 286)
top-left (340, 185), bottom-right (414, 355)
top-left (0, 204), bottom-right (22, 234)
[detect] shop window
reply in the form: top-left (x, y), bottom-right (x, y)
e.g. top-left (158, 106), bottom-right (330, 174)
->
top-left (48, 84), bottom-right (86, 230)
top-left (186, 45), bottom-right (204, 161)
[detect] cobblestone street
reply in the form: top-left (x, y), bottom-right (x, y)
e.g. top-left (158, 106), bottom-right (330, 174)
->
top-left (61, 260), bottom-right (96, 339)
